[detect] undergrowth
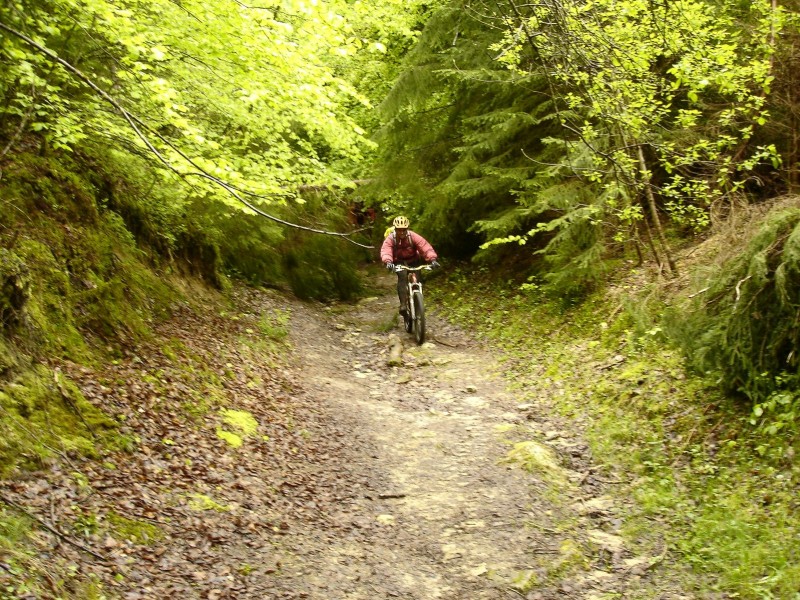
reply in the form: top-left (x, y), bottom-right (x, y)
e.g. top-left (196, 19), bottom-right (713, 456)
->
top-left (436, 265), bottom-right (800, 599)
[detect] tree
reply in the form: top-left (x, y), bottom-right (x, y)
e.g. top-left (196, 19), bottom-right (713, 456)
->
top-left (371, 0), bottom-right (786, 292)
top-left (0, 0), bottom-right (415, 222)
top-left (486, 0), bottom-right (783, 275)
top-left (368, 2), bottom-right (565, 260)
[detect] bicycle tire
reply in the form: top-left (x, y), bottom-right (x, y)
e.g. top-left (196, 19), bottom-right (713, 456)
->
top-left (412, 291), bottom-right (425, 345)
top-left (403, 296), bottom-right (413, 333)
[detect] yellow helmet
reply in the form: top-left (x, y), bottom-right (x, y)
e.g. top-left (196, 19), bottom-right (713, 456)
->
top-left (393, 215), bottom-right (410, 229)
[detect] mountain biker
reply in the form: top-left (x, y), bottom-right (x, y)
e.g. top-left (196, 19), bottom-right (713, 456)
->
top-left (380, 216), bottom-right (440, 316)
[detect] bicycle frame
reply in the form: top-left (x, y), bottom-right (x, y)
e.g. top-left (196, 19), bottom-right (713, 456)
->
top-left (395, 265), bottom-right (429, 314)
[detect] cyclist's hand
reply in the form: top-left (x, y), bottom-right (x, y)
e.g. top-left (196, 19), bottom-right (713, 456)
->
top-left (385, 262), bottom-right (395, 272)
top-left (430, 260), bottom-right (441, 269)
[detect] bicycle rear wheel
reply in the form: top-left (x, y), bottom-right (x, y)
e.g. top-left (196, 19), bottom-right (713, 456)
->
top-left (412, 291), bottom-right (425, 345)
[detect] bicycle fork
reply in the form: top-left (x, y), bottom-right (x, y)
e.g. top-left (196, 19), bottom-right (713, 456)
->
top-left (407, 273), bottom-right (422, 320)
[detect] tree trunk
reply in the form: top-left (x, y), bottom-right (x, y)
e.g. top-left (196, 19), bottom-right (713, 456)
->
top-left (637, 217), bottom-right (661, 271)
top-left (637, 145), bottom-right (677, 276)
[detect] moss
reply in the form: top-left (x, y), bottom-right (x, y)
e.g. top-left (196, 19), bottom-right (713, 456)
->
top-left (69, 212), bottom-right (176, 341)
top-left (0, 249), bottom-right (31, 330)
top-left (0, 152), bottom-right (99, 225)
top-left (106, 512), bottom-right (164, 545)
top-left (221, 409), bottom-right (259, 435)
top-left (1, 151), bottom-right (182, 356)
top-left (15, 238), bottom-right (87, 359)
top-left (0, 507), bottom-right (31, 551)
top-left (186, 493), bottom-right (230, 512)
top-left (216, 428), bottom-right (243, 447)
top-left (0, 338), bottom-right (19, 378)
top-left (0, 365), bottom-right (117, 477)
top-left (504, 440), bottom-right (570, 488)
top-left (216, 409), bottom-right (259, 447)
top-left (509, 570), bottom-right (539, 593)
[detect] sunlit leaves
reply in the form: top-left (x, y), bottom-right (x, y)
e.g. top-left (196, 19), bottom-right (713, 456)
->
top-left (492, 0), bottom-right (783, 230)
top-left (0, 0), bottom-right (401, 211)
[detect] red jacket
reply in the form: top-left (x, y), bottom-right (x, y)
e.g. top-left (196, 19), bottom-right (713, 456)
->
top-left (380, 230), bottom-right (438, 265)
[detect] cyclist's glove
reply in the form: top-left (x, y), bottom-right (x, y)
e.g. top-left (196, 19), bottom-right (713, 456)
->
top-left (385, 262), bottom-right (395, 272)
top-left (430, 260), bottom-right (441, 269)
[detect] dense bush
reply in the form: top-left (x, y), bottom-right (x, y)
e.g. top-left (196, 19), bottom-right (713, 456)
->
top-left (667, 204), bottom-right (800, 407)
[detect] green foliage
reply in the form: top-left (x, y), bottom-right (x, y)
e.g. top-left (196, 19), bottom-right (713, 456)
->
top-left (0, 0), bottom-right (416, 218)
top-left (492, 0), bottom-right (780, 211)
top-left (369, 0), bottom-right (793, 296)
top-left (283, 232), bottom-right (365, 301)
top-left (277, 193), bottom-right (368, 301)
top-left (216, 212), bottom-right (285, 287)
top-left (667, 206), bottom-right (800, 409)
top-left (371, 3), bottom-right (565, 260)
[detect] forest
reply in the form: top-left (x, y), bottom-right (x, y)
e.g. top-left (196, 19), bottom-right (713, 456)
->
top-left (1, 0), bottom-right (800, 597)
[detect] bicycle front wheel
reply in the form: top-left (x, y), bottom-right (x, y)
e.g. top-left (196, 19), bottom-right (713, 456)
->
top-left (412, 291), bottom-right (425, 345)
top-left (403, 295), bottom-right (413, 333)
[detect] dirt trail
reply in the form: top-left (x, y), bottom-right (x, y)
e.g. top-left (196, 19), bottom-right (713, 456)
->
top-left (264, 275), bottom-right (691, 599)
top-left (275, 281), bottom-right (547, 598)
top-left (2, 274), bottom-right (694, 599)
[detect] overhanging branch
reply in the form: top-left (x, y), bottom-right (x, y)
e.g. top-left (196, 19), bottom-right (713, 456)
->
top-left (0, 21), bottom-right (374, 249)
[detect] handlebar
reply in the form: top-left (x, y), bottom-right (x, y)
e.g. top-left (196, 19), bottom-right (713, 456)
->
top-left (394, 264), bottom-right (433, 273)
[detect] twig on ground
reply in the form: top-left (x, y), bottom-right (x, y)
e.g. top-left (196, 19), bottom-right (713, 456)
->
top-left (430, 335), bottom-right (459, 348)
top-left (0, 493), bottom-right (108, 562)
top-left (599, 357), bottom-right (626, 370)
top-left (377, 492), bottom-right (407, 499)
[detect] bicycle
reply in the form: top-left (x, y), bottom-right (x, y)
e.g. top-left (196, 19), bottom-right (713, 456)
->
top-left (394, 264), bottom-right (432, 345)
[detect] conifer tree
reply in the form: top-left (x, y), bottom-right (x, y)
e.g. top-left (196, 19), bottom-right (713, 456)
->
top-left (372, 0), bottom-right (784, 294)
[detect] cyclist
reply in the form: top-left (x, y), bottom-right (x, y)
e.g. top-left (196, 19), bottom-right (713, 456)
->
top-left (380, 216), bottom-right (440, 316)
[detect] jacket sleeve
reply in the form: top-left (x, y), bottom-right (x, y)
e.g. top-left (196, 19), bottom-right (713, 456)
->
top-left (410, 232), bottom-right (438, 262)
top-left (380, 235), bottom-right (395, 264)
